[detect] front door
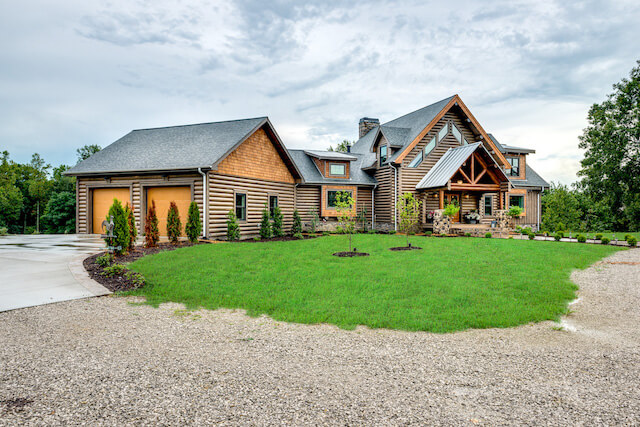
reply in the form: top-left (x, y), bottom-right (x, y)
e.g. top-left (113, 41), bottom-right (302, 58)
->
top-left (445, 193), bottom-right (461, 222)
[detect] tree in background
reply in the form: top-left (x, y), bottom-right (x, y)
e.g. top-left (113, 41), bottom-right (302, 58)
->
top-left (107, 199), bottom-right (130, 254)
top-left (125, 204), bottom-right (137, 251)
top-left (145, 200), bottom-right (159, 247)
top-left (0, 151), bottom-right (24, 231)
top-left (541, 182), bottom-right (583, 232)
top-left (40, 192), bottom-right (75, 234)
top-left (335, 191), bottom-right (356, 252)
top-left (291, 209), bottom-right (303, 235)
top-left (271, 206), bottom-right (284, 237)
top-left (76, 144), bottom-right (102, 163)
top-left (166, 201), bottom-right (182, 244)
top-left (578, 60), bottom-right (640, 231)
top-left (185, 201), bottom-right (201, 243)
top-left (259, 204), bottom-right (272, 239)
top-left (398, 192), bottom-right (421, 247)
top-left (226, 210), bottom-right (240, 241)
top-left (327, 140), bottom-right (353, 153)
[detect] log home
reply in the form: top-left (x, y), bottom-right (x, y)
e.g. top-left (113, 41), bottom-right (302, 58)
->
top-left (66, 95), bottom-right (548, 238)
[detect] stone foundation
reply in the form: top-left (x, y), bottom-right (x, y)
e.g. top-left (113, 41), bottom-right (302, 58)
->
top-left (432, 210), bottom-right (452, 235)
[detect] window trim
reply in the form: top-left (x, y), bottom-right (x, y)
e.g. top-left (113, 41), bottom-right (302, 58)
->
top-left (379, 144), bottom-right (388, 166)
top-left (234, 191), bottom-right (247, 222)
top-left (509, 194), bottom-right (525, 210)
top-left (328, 162), bottom-right (347, 177)
top-left (483, 195), bottom-right (493, 216)
top-left (508, 156), bottom-right (520, 177)
top-left (268, 194), bottom-right (278, 217)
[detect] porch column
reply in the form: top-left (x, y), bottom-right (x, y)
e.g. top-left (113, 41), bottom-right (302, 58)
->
top-left (439, 189), bottom-right (444, 209)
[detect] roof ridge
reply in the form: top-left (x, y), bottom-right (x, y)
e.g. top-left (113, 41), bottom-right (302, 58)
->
top-left (382, 95), bottom-right (456, 125)
top-left (131, 116), bottom-right (267, 132)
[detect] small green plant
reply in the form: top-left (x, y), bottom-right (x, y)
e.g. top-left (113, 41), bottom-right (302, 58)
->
top-left (271, 206), bottom-right (284, 237)
top-left (577, 234), bottom-right (587, 243)
top-left (554, 233), bottom-right (562, 241)
top-left (425, 231), bottom-right (432, 236)
top-left (367, 229), bottom-right (376, 234)
top-left (166, 201), bottom-right (182, 244)
top-left (0, 226), bottom-right (8, 236)
top-left (443, 203), bottom-right (460, 219)
top-left (507, 206), bottom-right (523, 218)
top-left (96, 253), bottom-right (114, 267)
top-left (291, 209), bottom-right (303, 235)
top-left (388, 229), bottom-right (397, 235)
top-left (485, 232), bottom-right (492, 238)
top-left (226, 210), bottom-right (240, 241)
top-left (259, 204), bottom-right (272, 239)
top-left (528, 232), bottom-right (535, 240)
top-left (335, 225), bottom-right (344, 234)
top-left (307, 209), bottom-right (319, 233)
top-left (556, 231), bottom-right (565, 238)
top-left (508, 236), bottom-right (514, 239)
top-left (102, 263), bottom-right (127, 277)
top-left (595, 233), bottom-right (603, 240)
top-left (293, 232), bottom-right (304, 240)
top-left (440, 233), bottom-right (447, 237)
top-left (398, 192), bottom-right (421, 248)
top-left (465, 232), bottom-right (471, 237)
top-left (144, 200), bottom-right (159, 248)
top-left (253, 236), bottom-right (260, 241)
top-left (627, 236), bottom-right (637, 247)
top-left (335, 191), bottom-right (356, 252)
top-left (322, 231), bottom-right (330, 236)
top-left (185, 201), bottom-right (202, 243)
top-left (357, 205), bottom-right (368, 232)
top-left (124, 270), bottom-right (145, 288)
top-left (624, 234), bottom-right (632, 241)
top-left (601, 237), bottom-right (610, 245)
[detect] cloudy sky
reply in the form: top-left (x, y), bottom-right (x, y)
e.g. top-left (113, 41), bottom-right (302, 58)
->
top-left (2, 0), bottom-right (639, 184)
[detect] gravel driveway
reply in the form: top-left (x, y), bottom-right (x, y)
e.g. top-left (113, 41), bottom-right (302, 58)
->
top-left (1, 249), bottom-right (639, 425)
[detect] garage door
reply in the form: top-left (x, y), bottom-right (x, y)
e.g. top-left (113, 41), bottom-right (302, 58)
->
top-left (146, 187), bottom-right (192, 236)
top-left (92, 188), bottom-right (131, 234)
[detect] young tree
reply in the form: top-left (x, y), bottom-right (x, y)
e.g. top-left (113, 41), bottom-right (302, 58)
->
top-left (185, 201), bottom-right (202, 243)
top-left (166, 201), bottom-right (182, 244)
top-left (106, 199), bottom-right (130, 254)
top-left (398, 192), bottom-right (421, 247)
top-left (145, 200), bottom-right (160, 247)
top-left (357, 204), bottom-right (368, 232)
top-left (578, 60), bottom-right (640, 231)
top-left (271, 206), bottom-right (284, 237)
top-left (307, 209), bottom-right (319, 233)
top-left (259, 204), bottom-right (272, 239)
top-left (226, 210), bottom-right (240, 241)
top-left (125, 204), bottom-right (137, 250)
top-left (291, 209), bottom-right (303, 235)
top-left (541, 182), bottom-right (583, 232)
top-left (335, 191), bottom-right (356, 252)
top-left (76, 144), bottom-right (102, 163)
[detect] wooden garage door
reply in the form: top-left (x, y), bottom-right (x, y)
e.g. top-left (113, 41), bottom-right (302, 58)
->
top-left (92, 188), bottom-right (131, 234)
top-left (146, 186), bottom-right (192, 236)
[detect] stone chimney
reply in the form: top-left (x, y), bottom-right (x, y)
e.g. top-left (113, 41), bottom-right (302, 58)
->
top-left (359, 117), bottom-right (380, 138)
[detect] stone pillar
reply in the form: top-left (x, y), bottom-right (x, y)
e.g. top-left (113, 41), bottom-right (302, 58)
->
top-left (432, 209), bottom-right (451, 235)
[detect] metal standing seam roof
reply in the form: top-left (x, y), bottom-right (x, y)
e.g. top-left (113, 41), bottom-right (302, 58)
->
top-left (65, 117), bottom-right (289, 176)
top-left (288, 150), bottom-right (376, 186)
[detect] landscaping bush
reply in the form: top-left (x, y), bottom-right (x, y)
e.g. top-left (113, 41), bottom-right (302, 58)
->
top-left (293, 232), bottom-right (304, 240)
top-left (465, 232), bottom-right (471, 237)
top-left (624, 234), bottom-right (632, 241)
top-left (367, 229), bottom-right (376, 234)
top-left (577, 234), bottom-right (587, 243)
top-left (96, 253), bottom-right (114, 267)
top-left (601, 237), bottom-right (610, 245)
top-left (0, 226), bottom-right (7, 236)
top-left (291, 209), bottom-right (303, 235)
top-left (144, 200), bottom-right (160, 248)
top-left (125, 204), bottom-right (137, 251)
top-left (185, 201), bottom-right (201, 243)
top-left (425, 231), bottom-right (432, 236)
top-left (627, 236), bottom-right (638, 247)
top-left (556, 231), bottom-right (565, 238)
top-left (226, 210), bottom-right (240, 241)
top-left (507, 206), bottom-right (523, 218)
top-left (259, 205), bottom-right (272, 239)
top-left (443, 203), bottom-right (460, 219)
top-left (102, 263), bottom-right (127, 277)
top-left (322, 231), bottom-right (330, 236)
top-left (166, 201), bottom-right (182, 244)
top-left (388, 230), bottom-right (397, 235)
top-left (595, 233), bottom-right (603, 240)
top-left (271, 206), bottom-right (284, 237)
top-left (484, 232), bottom-right (492, 238)
top-left (106, 199), bottom-right (130, 255)
top-left (440, 233), bottom-right (447, 237)
top-left (528, 232), bottom-right (536, 240)
top-left (554, 233), bottom-right (562, 241)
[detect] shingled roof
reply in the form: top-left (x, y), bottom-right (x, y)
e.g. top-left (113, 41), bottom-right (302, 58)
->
top-left (288, 150), bottom-right (376, 186)
top-left (65, 117), bottom-right (300, 176)
top-left (488, 134), bottom-right (549, 189)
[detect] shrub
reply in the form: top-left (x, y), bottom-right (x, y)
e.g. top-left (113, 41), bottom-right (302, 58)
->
top-left (291, 209), bottom-right (303, 235)
top-left (484, 232), bottom-right (492, 238)
top-left (102, 263), bottom-right (127, 277)
top-left (259, 205), bottom-right (272, 239)
top-left (556, 231), bottom-right (565, 238)
top-left (425, 231), bottom-right (432, 236)
top-left (166, 201), bottom-right (182, 244)
top-left (577, 235), bottom-right (587, 243)
top-left (367, 229), bottom-right (376, 234)
top-left (443, 203), bottom-right (460, 219)
top-left (271, 206), bottom-right (284, 237)
top-left (226, 210), bottom-right (240, 241)
top-left (388, 230), bottom-right (397, 235)
top-left (322, 231), bottom-right (330, 236)
top-left (465, 232), bottom-right (471, 237)
top-left (106, 199), bottom-right (130, 255)
top-left (0, 226), bottom-right (7, 236)
top-left (595, 233), bottom-right (603, 240)
top-left (554, 233), bottom-right (562, 241)
top-left (124, 270), bottom-right (145, 289)
top-left (185, 201), bottom-right (202, 243)
top-left (96, 253), bottom-right (114, 267)
top-left (440, 233), bottom-right (447, 237)
top-left (624, 234), bottom-right (632, 241)
top-left (528, 232), bottom-right (535, 240)
top-left (293, 232), bottom-right (304, 240)
top-left (125, 204), bottom-right (137, 251)
top-left (601, 237), bottom-right (610, 245)
top-left (145, 200), bottom-right (160, 247)
top-left (507, 206), bottom-right (523, 218)
top-left (335, 225), bottom-right (344, 234)
top-left (627, 236), bottom-right (638, 247)
top-left (508, 236), bottom-right (514, 239)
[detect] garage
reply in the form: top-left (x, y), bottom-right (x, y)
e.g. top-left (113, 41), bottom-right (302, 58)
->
top-left (92, 188), bottom-right (131, 233)
top-left (146, 186), bottom-right (192, 236)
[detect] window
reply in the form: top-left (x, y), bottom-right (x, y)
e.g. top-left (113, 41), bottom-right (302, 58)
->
top-left (509, 195), bottom-right (524, 209)
top-left (483, 195), bottom-right (493, 216)
top-left (452, 123), bottom-right (462, 143)
top-left (508, 157), bottom-right (520, 176)
top-left (408, 152), bottom-right (423, 168)
top-left (379, 145), bottom-right (388, 165)
top-left (438, 122), bottom-right (449, 141)
top-left (269, 195), bottom-right (278, 217)
top-left (424, 136), bottom-right (437, 156)
top-left (327, 190), bottom-right (353, 208)
top-left (235, 192), bottom-right (246, 221)
top-left (329, 163), bottom-right (346, 176)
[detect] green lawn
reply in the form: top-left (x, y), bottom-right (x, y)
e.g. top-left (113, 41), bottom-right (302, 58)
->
top-left (127, 235), bottom-right (621, 333)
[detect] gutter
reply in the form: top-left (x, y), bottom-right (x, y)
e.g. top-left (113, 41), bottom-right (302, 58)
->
top-left (198, 168), bottom-right (208, 238)
top-left (391, 162), bottom-right (398, 231)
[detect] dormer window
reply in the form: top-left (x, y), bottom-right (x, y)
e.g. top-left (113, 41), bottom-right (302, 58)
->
top-left (508, 157), bottom-right (520, 176)
top-left (329, 163), bottom-right (346, 176)
top-left (379, 145), bottom-right (388, 166)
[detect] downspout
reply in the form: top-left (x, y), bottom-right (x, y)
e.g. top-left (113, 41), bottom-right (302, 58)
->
top-left (198, 168), bottom-right (207, 238)
top-left (372, 183), bottom-right (377, 230)
top-left (391, 163), bottom-right (398, 231)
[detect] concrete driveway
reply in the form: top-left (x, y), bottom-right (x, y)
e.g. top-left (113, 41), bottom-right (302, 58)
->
top-left (0, 234), bottom-right (109, 312)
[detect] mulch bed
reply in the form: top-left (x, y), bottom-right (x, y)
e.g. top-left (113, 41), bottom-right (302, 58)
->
top-left (84, 241), bottom-right (205, 292)
top-left (333, 251), bottom-right (370, 257)
top-left (389, 246), bottom-right (423, 251)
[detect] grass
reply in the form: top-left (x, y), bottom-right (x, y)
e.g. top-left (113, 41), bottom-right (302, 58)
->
top-left (127, 235), bottom-right (621, 333)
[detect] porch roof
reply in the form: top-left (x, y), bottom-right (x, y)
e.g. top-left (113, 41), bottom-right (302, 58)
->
top-left (415, 142), bottom-right (509, 190)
